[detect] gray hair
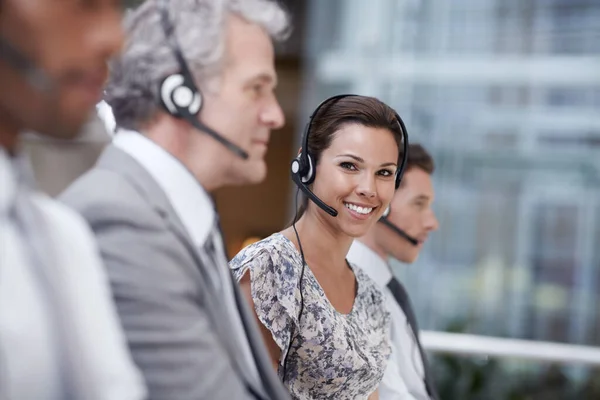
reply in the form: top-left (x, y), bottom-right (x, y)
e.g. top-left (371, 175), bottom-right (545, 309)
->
top-left (105, 0), bottom-right (291, 130)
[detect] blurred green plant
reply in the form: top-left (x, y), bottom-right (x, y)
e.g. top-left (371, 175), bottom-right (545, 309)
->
top-left (428, 319), bottom-right (600, 399)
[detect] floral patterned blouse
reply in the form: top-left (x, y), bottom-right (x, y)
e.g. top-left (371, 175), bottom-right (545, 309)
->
top-left (230, 233), bottom-right (391, 400)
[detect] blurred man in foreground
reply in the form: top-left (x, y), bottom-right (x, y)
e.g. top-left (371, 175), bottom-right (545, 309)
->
top-left (348, 144), bottom-right (440, 400)
top-left (60, 0), bottom-right (292, 398)
top-left (0, 0), bottom-right (146, 398)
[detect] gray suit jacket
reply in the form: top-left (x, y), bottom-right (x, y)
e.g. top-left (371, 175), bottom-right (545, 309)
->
top-left (60, 145), bottom-right (290, 400)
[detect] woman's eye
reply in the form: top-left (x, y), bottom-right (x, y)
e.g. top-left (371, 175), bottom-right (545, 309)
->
top-left (340, 162), bottom-right (357, 171)
top-left (378, 169), bottom-right (394, 177)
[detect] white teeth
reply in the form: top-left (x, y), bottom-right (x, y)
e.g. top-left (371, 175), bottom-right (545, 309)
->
top-left (344, 203), bottom-right (373, 215)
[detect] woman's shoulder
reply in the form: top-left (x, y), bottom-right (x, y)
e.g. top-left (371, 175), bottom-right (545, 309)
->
top-left (229, 232), bottom-right (305, 331)
top-left (229, 232), bottom-right (301, 279)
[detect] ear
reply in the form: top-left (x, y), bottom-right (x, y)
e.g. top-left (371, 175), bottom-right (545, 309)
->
top-left (297, 147), bottom-right (302, 156)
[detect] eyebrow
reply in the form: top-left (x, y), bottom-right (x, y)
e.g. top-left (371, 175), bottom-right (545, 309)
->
top-left (337, 154), bottom-right (397, 168)
top-left (247, 73), bottom-right (277, 87)
top-left (414, 195), bottom-right (431, 202)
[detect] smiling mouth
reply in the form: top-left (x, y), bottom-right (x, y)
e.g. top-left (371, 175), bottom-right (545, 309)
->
top-left (343, 202), bottom-right (375, 215)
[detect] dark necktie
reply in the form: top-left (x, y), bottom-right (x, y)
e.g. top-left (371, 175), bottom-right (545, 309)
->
top-left (200, 216), bottom-right (267, 399)
top-left (387, 276), bottom-right (439, 400)
top-left (202, 229), bottom-right (223, 291)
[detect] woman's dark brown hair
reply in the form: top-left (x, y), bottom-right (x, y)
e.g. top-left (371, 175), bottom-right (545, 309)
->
top-left (292, 95), bottom-right (405, 221)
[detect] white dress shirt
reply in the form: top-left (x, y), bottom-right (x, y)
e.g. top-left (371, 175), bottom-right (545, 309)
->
top-left (347, 240), bottom-right (430, 400)
top-left (96, 101), bottom-right (116, 135)
top-left (0, 148), bottom-right (146, 399)
top-left (113, 129), bottom-right (260, 384)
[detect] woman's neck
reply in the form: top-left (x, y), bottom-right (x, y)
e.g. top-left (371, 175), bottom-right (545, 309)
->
top-left (284, 208), bottom-right (353, 273)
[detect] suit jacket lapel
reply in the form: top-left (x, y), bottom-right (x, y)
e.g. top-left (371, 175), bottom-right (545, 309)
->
top-left (96, 145), bottom-right (267, 398)
top-left (166, 220), bottom-right (268, 399)
top-left (230, 273), bottom-right (292, 400)
top-left (213, 213), bottom-right (289, 400)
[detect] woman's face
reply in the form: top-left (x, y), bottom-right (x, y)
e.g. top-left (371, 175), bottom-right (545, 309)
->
top-left (310, 123), bottom-right (399, 238)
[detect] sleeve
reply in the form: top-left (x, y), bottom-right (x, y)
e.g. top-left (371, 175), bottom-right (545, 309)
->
top-left (44, 200), bottom-right (147, 400)
top-left (231, 245), bottom-right (302, 361)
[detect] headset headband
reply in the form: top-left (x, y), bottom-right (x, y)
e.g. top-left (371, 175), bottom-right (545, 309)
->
top-left (157, 0), bottom-right (198, 93)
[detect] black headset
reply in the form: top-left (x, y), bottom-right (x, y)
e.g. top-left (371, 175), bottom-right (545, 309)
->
top-left (0, 35), bottom-right (54, 94)
top-left (379, 205), bottom-right (420, 246)
top-left (290, 94), bottom-right (409, 217)
top-left (156, 0), bottom-right (249, 159)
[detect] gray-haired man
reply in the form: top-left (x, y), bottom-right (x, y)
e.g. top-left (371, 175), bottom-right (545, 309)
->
top-left (60, 0), bottom-right (291, 399)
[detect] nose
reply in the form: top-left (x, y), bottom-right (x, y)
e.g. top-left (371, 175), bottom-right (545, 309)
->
top-left (356, 173), bottom-right (376, 199)
top-left (90, 5), bottom-right (126, 65)
top-left (260, 94), bottom-right (285, 130)
top-left (425, 209), bottom-right (439, 232)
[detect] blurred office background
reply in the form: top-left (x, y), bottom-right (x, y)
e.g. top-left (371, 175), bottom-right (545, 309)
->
top-left (298, 1), bottom-right (600, 398)
top-left (23, 0), bottom-right (600, 398)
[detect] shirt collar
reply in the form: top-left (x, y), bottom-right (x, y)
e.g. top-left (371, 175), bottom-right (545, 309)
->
top-left (347, 240), bottom-right (393, 287)
top-left (96, 101), bottom-right (116, 136)
top-left (112, 129), bottom-right (215, 247)
top-left (0, 147), bottom-right (36, 215)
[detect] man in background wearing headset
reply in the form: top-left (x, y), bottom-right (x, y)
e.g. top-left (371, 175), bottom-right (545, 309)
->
top-left (60, 0), bottom-right (291, 399)
top-left (347, 144), bottom-right (440, 400)
top-left (0, 0), bottom-right (146, 399)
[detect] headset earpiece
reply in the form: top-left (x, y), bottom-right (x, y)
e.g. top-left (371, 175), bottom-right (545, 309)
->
top-left (160, 73), bottom-right (202, 117)
top-left (291, 152), bottom-right (315, 185)
top-left (156, 0), bottom-right (248, 159)
top-left (290, 155), bottom-right (300, 173)
top-left (302, 154), bottom-right (315, 184)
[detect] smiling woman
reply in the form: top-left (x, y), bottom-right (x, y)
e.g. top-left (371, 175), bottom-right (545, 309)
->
top-left (230, 95), bottom-right (406, 400)
top-left (293, 95), bottom-right (404, 217)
